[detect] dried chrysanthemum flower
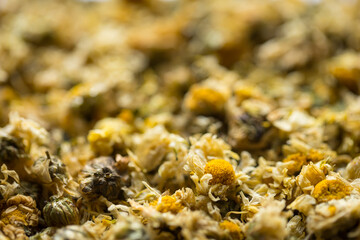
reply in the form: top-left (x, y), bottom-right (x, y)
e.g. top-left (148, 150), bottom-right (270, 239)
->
top-left (307, 198), bottom-right (360, 239)
top-left (189, 133), bottom-right (234, 161)
top-left (0, 136), bottom-right (26, 164)
top-left (227, 111), bottom-right (273, 150)
top-left (0, 194), bottom-right (40, 239)
top-left (79, 157), bottom-right (130, 201)
top-left (43, 196), bottom-right (80, 227)
top-left (204, 159), bottom-right (235, 185)
top-left (0, 164), bottom-right (20, 201)
top-left (286, 215), bottom-right (306, 239)
top-left (51, 225), bottom-right (92, 240)
top-left (0, 135), bottom-right (31, 180)
top-left (27, 227), bottom-right (57, 240)
top-left (0, 221), bottom-right (27, 240)
top-left (2, 0), bottom-right (360, 239)
top-left (245, 200), bottom-right (288, 240)
top-left (150, 195), bottom-right (184, 214)
top-left (87, 118), bottom-right (131, 156)
top-left (283, 153), bottom-right (307, 175)
top-left (50, 214), bottom-right (113, 239)
top-left (103, 215), bottom-right (150, 240)
top-left (296, 162), bottom-right (326, 193)
top-left (220, 220), bottom-right (244, 240)
top-left (329, 51), bottom-right (360, 93)
top-left (61, 82), bottom-right (118, 135)
top-left (132, 126), bottom-right (171, 172)
top-left (268, 109), bottom-right (317, 133)
top-left (345, 156), bottom-right (360, 180)
top-left (287, 194), bottom-right (316, 216)
top-left (184, 84), bottom-right (227, 115)
top-left (306, 149), bottom-right (326, 163)
top-left (5, 112), bottom-right (49, 147)
top-left (283, 150), bottom-right (327, 176)
top-left (312, 178), bottom-right (352, 203)
top-left (30, 152), bottom-right (68, 184)
top-left (0, 195), bottom-right (40, 227)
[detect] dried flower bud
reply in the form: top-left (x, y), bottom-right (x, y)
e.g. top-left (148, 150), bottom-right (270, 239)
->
top-left (0, 136), bottom-right (26, 164)
top-left (79, 157), bottom-right (130, 200)
top-left (43, 197), bottom-right (80, 227)
top-left (31, 152), bottom-right (68, 184)
top-left (227, 111), bottom-right (273, 150)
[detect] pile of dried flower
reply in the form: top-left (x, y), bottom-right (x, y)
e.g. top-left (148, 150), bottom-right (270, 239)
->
top-left (1, 0), bottom-right (360, 239)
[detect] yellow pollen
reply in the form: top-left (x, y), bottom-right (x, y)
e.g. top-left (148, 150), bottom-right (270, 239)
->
top-left (204, 159), bottom-right (235, 185)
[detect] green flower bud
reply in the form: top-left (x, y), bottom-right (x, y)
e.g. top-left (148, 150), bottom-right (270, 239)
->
top-left (43, 197), bottom-right (80, 227)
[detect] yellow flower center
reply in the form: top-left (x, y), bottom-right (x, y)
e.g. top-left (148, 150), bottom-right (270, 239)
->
top-left (312, 179), bottom-right (352, 203)
top-left (204, 159), bottom-right (235, 185)
top-left (150, 196), bottom-right (184, 214)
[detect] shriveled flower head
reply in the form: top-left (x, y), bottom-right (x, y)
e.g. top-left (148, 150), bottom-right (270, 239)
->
top-left (0, 195), bottom-right (40, 227)
top-left (204, 159), bottom-right (235, 185)
top-left (79, 157), bottom-right (130, 201)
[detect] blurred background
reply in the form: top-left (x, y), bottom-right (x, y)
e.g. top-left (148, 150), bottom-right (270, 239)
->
top-left (0, 0), bottom-right (359, 139)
